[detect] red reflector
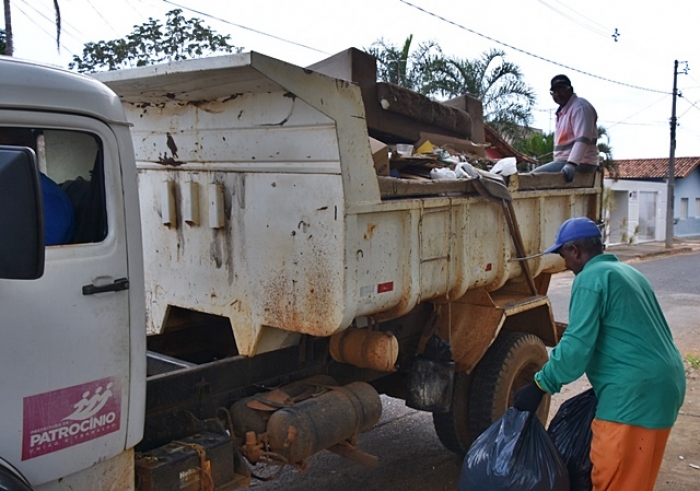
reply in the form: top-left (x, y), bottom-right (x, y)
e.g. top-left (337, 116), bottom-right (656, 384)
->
top-left (485, 263), bottom-right (492, 271)
top-left (377, 281), bottom-right (394, 293)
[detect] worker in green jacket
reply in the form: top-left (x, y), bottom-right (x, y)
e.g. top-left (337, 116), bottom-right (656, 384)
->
top-left (513, 217), bottom-right (686, 491)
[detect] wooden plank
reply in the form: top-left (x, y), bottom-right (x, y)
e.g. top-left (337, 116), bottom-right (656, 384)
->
top-left (511, 171), bottom-right (597, 190)
top-left (378, 175), bottom-right (480, 199)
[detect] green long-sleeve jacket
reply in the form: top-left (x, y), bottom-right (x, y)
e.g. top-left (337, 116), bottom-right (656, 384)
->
top-left (535, 254), bottom-right (686, 429)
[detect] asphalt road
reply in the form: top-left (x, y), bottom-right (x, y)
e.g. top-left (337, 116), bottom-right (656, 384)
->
top-left (547, 251), bottom-right (700, 355)
top-left (249, 251), bottom-right (700, 491)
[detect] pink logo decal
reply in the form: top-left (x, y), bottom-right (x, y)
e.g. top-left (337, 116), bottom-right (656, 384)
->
top-left (22, 377), bottom-right (121, 460)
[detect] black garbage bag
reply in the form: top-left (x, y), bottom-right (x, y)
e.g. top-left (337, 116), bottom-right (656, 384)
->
top-left (547, 389), bottom-right (598, 491)
top-left (458, 408), bottom-right (569, 491)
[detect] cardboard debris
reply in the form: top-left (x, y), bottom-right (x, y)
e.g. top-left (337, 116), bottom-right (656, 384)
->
top-left (416, 131), bottom-right (489, 159)
top-left (369, 137), bottom-right (389, 176)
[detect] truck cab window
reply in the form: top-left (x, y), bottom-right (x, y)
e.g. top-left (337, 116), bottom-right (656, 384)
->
top-left (0, 127), bottom-right (107, 245)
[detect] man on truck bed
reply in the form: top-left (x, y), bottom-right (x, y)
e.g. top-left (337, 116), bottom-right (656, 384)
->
top-left (513, 217), bottom-right (686, 491)
top-left (531, 74), bottom-right (599, 182)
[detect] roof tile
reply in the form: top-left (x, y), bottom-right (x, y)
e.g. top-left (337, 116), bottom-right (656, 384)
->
top-left (607, 157), bottom-right (700, 179)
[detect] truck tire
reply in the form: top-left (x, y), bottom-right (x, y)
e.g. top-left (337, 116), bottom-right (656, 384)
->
top-left (432, 330), bottom-right (549, 454)
top-left (432, 370), bottom-right (473, 454)
top-left (0, 456), bottom-right (32, 491)
top-left (468, 330), bottom-right (550, 440)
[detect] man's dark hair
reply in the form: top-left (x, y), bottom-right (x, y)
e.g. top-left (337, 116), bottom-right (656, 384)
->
top-left (566, 236), bottom-right (604, 254)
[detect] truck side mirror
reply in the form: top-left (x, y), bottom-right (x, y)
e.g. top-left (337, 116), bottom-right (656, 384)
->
top-left (0, 146), bottom-right (45, 279)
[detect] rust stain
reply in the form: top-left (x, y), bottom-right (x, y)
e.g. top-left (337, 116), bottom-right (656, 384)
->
top-left (222, 93), bottom-right (243, 103)
top-left (285, 426), bottom-right (298, 446)
top-left (363, 222), bottom-right (377, 241)
top-left (260, 249), bottom-right (338, 337)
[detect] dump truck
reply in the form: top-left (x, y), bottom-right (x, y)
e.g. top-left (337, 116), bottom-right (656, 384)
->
top-left (0, 49), bottom-right (602, 490)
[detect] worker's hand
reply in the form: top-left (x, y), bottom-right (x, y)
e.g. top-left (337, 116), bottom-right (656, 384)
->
top-left (513, 382), bottom-right (546, 412)
top-left (562, 162), bottom-right (577, 182)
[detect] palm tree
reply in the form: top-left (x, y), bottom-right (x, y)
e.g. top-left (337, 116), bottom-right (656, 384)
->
top-left (3, 0), bottom-right (12, 55)
top-left (3, 0), bottom-right (61, 56)
top-left (423, 49), bottom-right (535, 140)
top-left (367, 35), bottom-right (441, 91)
top-left (368, 39), bottom-right (536, 141)
top-left (597, 125), bottom-right (616, 176)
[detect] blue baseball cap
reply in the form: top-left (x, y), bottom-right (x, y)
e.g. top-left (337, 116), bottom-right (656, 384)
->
top-left (544, 217), bottom-right (601, 254)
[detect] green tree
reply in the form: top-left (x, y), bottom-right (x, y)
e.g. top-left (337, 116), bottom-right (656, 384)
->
top-left (3, 0), bottom-right (61, 55)
top-left (69, 9), bottom-right (241, 72)
top-left (368, 38), bottom-right (535, 140)
top-left (423, 49), bottom-right (535, 139)
top-left (513, 125), bottom-right (616, 175)
top-left (597, 126), bottom-right (615, 172)
top-left (0, 28), bottom-right (6, 54)
top-left (515, 131), bottom-right (554, 163)
top-left (366, 35), bottom-right (441, 91)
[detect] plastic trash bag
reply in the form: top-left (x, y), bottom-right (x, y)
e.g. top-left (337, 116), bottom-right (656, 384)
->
top-left (455, 162), bottom-right (478, 179)
top-left (430, 167), bottom-right (457, 180)
top-left (458, 408), bottom-right (569, 491)
top-left (547, 389), bottom-right (597, 491)
top-left (491, 157), bottom-right (518, 176)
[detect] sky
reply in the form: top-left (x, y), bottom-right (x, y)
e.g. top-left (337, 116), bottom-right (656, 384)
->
top-left (6, 0), bottom-right (700, 160)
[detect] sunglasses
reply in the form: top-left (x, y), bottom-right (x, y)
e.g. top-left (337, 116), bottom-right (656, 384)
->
top-left (550, 86), bottom-right (571, 95)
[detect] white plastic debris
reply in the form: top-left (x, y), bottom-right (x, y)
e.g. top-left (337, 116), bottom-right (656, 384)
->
top-left (430, 168), bottom-right (457, 180)
top-left (491, 157), bottom-right (518, 176)
top-left (455, 162), bottom-right (478, 179)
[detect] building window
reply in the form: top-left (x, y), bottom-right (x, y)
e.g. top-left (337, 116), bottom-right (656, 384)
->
top-left (696, 198), bottom-right (700, 218)
top-left (680, 198), bottom-right (689, 220)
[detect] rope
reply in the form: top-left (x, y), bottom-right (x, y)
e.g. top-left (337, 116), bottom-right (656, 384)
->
top-left (173, 441), bottom-right (215, 491)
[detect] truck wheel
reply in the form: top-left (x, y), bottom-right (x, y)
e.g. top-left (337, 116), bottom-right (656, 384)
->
top-left (432, 371), bottom-right (473, 454)
top-left (467, 330), bottom-right (550, 440)
top-left (432, 330), bottom-right (549, 455)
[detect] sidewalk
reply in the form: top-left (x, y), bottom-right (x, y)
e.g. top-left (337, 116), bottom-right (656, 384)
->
top-left (606, 236), bottom-right (700, 263)
top-left (581, 237), bottom-right (700, 490)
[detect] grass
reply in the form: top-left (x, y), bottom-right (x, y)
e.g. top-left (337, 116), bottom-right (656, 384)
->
top-left (686, 352), bottom-right (700, 370)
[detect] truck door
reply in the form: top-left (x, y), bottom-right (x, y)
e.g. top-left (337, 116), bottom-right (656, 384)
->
top-left (0, 115), bottom-right (133, 486)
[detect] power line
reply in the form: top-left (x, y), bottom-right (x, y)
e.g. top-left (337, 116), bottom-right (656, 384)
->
top-left (605, 94), bottom-right (670, 129)
top-left (536, 0), bottom-right (611, 39)
top-left (398, 0), bottom-right (670, 94)
top-left (84, 0), bottom-right (121, 36)
top-left (598, 120), bottom-right (667, 127)
top-left (13, 0), bottom-right (74, 51)
top-left (124, 0), bottom-right (145, 17)
top-left (677, 97), bottom-right (700, 119)
top-left (15, 0), bottom-right (84, 43)
top-left (162, 0), bottom-right (330, 55)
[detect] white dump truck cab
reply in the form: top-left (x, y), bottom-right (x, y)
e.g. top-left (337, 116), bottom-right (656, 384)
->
top-left (0, 56), bottom-right (145, 490)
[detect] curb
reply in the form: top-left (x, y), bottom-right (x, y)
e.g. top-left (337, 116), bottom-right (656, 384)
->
top-left (618, 246), bottom-right (694, 263)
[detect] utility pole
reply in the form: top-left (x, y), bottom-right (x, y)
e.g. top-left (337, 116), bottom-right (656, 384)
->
top-left (665, 61), bottom-right (679, 249)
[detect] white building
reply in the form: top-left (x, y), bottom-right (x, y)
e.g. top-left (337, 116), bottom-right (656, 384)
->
top-left (604, 157), bottom-right (700, 245)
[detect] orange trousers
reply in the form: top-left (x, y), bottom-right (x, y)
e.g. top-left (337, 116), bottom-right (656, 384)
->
top-left (590, 419), bottom-right (672, 491)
